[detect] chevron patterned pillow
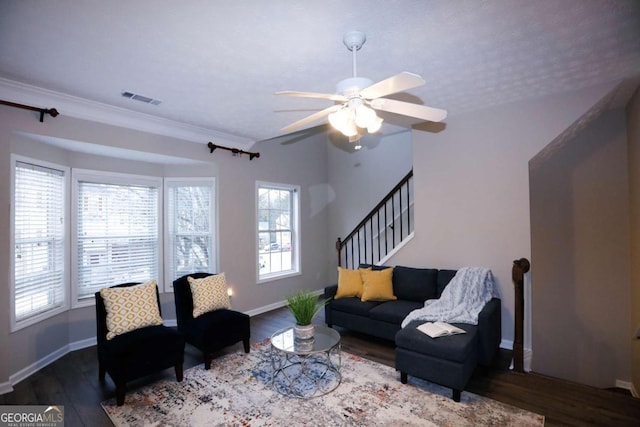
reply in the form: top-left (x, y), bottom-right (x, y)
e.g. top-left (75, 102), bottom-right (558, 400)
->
top-left (188, 273), bottom-right (231, 318)
top-left (100, 280), bottom-right (163, 340)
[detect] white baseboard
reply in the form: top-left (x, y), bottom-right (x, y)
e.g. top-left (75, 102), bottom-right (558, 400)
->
top-left (615, 379), bottom-right (638, 397)
top-left (0, 381), bottom-right (12, 395)
top-left (244, 300), bottom-right (288, 317)
top-left (244, 289), bottom-right (324, 317)
top-left (500, 339), bottom-right (532, 372)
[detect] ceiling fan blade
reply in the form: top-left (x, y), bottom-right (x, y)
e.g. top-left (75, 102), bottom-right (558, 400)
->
top-left (280, 104), bottom-right (341, 134)
top-left (275, 91), bottom-right (347, 102)
top-left (360, 72), bottom-right (426, 100)
top-left (370, 98), bottom-right (447, 122)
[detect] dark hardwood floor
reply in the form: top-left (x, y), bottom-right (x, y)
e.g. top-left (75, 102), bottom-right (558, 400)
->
top-left (2, 308), bottom-right (639, 426)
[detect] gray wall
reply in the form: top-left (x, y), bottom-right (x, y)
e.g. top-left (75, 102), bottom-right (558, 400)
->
top-left (627, 87), bottom-right (640, 394)
top-left (530, 109), bottom-right (631, 388)
top-left (0, 105), bottom-right (330, 387)
top-left (389, 82), bottom-right (619, 353)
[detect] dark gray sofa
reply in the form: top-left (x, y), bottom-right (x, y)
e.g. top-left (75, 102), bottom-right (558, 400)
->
top-left (324, 265), bottom-right (501, 400)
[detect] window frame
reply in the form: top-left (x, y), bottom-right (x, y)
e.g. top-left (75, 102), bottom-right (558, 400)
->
top-left (163, 177), bottom-right (218, 291)
top-left (71, 168), bottom-right (163, 307)
top-left (256, 181), bottom-right (301, 284)
top-left (10, 154), bottom-right (70, 332)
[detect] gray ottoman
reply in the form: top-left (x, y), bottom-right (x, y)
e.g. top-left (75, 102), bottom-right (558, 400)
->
top-left (395, 320), bottom-right (478, 402)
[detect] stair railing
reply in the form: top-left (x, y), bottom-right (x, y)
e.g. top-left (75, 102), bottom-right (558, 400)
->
top-left (336, 170), bottom-right (414, 269)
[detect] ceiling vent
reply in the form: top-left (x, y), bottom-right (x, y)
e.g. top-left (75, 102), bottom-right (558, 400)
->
top-left (121, 91), bottom-right (162, 105)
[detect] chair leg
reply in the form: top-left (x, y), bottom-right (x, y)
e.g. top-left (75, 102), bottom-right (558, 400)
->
top-left (204, 353), bottom-right (212, 370)
top-left (452, 389), bottom-right (461, 402)
top-left (243, 338), bottom-right (250, 353)
top-left (175, 363), bottom-right (184, 382)
top-left (400, 372), bottom-right (408, 384)
top-left (115, 382), bottom-right (126, 406)
top-left (98, 365), bottom-right (106, 383)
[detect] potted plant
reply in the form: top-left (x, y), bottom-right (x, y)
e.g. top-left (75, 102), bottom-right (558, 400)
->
top-left (286, 290), bottom-right (328, 340)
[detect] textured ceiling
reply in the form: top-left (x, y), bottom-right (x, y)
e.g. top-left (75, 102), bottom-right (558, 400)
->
top-left (1, 0), bottom-right (639, 146)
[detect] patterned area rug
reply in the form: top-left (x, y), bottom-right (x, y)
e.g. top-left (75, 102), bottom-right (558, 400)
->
top-left (101, 341), bottom-right (545, 426)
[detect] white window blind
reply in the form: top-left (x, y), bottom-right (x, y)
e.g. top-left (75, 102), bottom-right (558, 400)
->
top-left (257, 182), bottom-right (299, 281)
top-left (75, 178), bottom-right (159, 300)
top-left (165, 179), bottom-right (216, 283)
top-left (13, 161), bottom-right (66, 324)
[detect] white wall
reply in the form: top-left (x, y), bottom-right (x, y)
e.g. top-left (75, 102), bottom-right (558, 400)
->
top-left (389, 82), bottom-right (619, 349)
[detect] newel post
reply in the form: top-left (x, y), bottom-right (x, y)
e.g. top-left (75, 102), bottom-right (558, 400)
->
top-left (512, 257), bottom-right (530, 373)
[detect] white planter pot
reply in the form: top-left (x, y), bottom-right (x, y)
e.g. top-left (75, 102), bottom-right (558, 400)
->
top-left (294, 323), bottom-right (314, 340)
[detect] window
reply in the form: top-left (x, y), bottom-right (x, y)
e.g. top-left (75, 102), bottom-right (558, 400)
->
top-left (72, 170), bottom-right (161, 304)
top-left (165, 178), bottom-right (217, 287)
top-left (12, 157), bottom-right (68, 330)
top-left (257, 182), bottom-right (300, 282)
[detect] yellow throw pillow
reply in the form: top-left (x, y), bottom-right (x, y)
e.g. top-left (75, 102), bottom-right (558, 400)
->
top-left (360, 268), bottom-right (396, 302)
top-left (335, 267), bottom-right (367, 299)
top-left (100, 280), bottom-right (163, 341)
top-left (188, 273), bottom-right (231, 318)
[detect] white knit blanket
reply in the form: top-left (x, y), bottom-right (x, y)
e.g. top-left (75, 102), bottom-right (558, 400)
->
top-left (401, 267), bottom-right (495, 328)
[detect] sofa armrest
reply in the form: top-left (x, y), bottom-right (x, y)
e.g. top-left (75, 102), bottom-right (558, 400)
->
top-left (477, 297), bottom-right (501, 366)
top-left (324, 284), bottom-right (338, 326)
top-left (324, 284), bottom-right (338, 300)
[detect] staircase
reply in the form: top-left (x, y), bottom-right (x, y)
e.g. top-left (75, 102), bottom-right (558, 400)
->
top-left (336, 170), bottom-right (414, 269)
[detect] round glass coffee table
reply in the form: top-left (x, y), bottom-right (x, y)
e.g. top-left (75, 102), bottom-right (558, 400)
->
top-left (269, 325), bottom-right (341, 399)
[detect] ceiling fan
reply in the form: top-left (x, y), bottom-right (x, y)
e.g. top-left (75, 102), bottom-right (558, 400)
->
top-left (276, 31), bottom-right (447, 148)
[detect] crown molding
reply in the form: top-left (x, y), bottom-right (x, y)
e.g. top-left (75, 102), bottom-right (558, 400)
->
top-left (0, 78), bottom-right (255, 150)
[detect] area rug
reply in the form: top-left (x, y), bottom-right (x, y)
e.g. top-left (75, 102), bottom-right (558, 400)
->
top-left (101, 341), bottom-right (545, 426)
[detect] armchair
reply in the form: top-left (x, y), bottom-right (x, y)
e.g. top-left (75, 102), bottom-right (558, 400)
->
top-left (95, 281), bottom-right (185, 406)
top-left (173, 272), bottom-right (250, 369)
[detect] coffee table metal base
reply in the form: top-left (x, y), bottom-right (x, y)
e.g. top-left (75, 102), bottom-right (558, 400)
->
top-left (270, 343), bottom-right (341, 399)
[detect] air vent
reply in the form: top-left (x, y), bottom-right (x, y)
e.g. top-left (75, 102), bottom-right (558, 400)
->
top-left (121, 91), bottom-right (162, 105)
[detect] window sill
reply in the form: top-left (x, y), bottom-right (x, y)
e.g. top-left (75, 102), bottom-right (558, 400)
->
top-left (257, 270), bottom-right (301, 285)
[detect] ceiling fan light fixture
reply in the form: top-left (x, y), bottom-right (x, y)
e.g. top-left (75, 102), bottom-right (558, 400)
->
top-left (367, 116), bottom-right (384, 133)
top-left (342, 116), bottom-right (359, 137)
top-left (328, 108), bottom-right (348, 130)
top-left (329, 102), bottom-right (382, 137)
top-left (277, 30), bottom-right (448, 140)
top-left (355, 104), bottom-right (376, 128)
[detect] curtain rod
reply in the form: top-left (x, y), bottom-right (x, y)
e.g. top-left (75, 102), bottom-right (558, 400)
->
top-left (0, 99), bottom-right (59, 122)
top-left (207, 142), bottom-right (260, 160)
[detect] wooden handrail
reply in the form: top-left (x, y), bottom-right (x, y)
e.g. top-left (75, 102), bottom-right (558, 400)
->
top-left (336, 169), bottom-right (413, 268)
top-left (338, 169), bottom-right (413, 249)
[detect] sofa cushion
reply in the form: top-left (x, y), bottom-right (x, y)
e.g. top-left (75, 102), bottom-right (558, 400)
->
top-left (360, 268), bottom-right (397, 302)
top-left (368, 300), bottom-right (423, 324)
top-left (396, 320), bottom-right (478, 363)
top-left (436, 269), bottom-right (457, 298)
top-left (335, 267), bottom-right (368, 299)
top-left (330, 297), bottom-right (381, 317)
top-left (393, 266), bottom-right (439, 302)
